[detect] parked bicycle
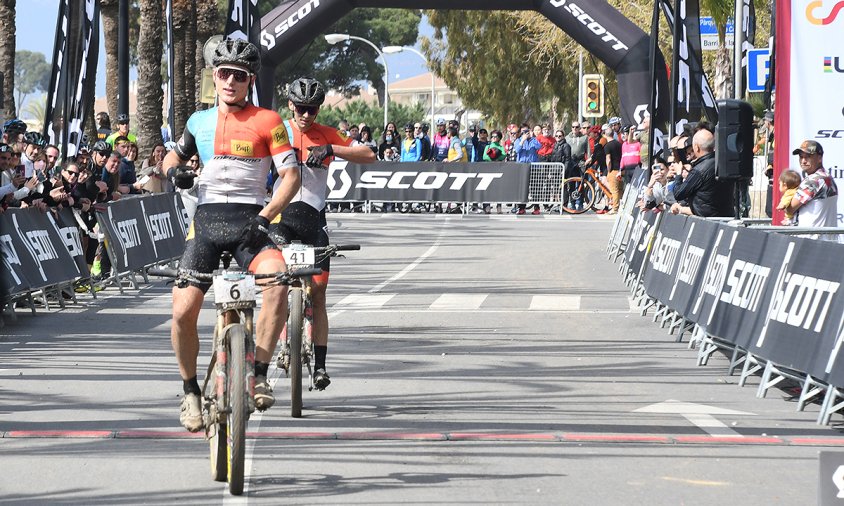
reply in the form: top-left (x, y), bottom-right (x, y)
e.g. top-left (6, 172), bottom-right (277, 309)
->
top-left (560, 163), bottom-right (613, 214)
top-left (276, 242), bottom-right (360, 418)
top-left (149, 255), bottom-right (320, 495)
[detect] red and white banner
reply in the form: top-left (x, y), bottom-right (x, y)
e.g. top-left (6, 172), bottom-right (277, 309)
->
top-left (774, 0), bottom-right (844, 225)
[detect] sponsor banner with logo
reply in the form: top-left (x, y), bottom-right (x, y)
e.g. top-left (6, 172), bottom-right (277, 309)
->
top-left (55, 207), bottom-right (90, 278)
top-left (663, 216), bottom-right (719, 317)
top-left (1, 208), bottom-right (81, 299)
top-left (325, 161), bottom-right (530, 203)
top-left (776, 0), bottom-right (844, 226)
top-left (628, 212), bottom-right (844, 386)
top-left (624, 207), bottom-right (660, 278)
top-left (751, 237), bottom-right (844, 385)
top-left (704, 226), bottom-right (781, 350)
top-left (642, 212), bottom-right (689, 306)
top-left (96, 194), bottom-right (186, 274)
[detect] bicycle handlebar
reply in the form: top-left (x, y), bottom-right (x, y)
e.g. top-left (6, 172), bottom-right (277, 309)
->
top-left (147, 266), bottom-right (323, 282)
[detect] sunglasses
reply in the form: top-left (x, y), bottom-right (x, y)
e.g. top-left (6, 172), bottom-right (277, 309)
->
top-left (571, 125), bottom-right (580, 129)
top-left (555, 134), bottom-right (564, 138)
top-left (216, 67), bottom-right (252, 83)
top-left (65, 170), bottom-right (79, 175)
top-left (294, 104), bottom-right (319, 116)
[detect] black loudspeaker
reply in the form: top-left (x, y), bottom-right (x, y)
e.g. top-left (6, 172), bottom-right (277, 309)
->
top-left (715, 99), bottom-right (754, 180)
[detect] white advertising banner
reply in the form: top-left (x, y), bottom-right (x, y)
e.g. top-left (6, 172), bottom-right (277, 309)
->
top-left (780, 0), bottom-right (844, 226)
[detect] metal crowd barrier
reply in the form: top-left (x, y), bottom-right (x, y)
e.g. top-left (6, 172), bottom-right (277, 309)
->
top-left (608, 206), bottom-right (844, 426)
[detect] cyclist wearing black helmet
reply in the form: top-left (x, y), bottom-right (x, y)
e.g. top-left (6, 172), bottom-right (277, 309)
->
top-left (269, 77), bottom-right (375, 391)
top-left (161, 38), bottom-right (301, 432)
top-left (21, 132), bottom-right (47, 178)
top-left (105, 113), bottom-right (137, 147)
top-left (2, 119), bottom-right (27, 152)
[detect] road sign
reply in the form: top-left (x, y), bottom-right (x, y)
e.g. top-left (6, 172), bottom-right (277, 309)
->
top-left (700, 16), bottom-right (735, 51)
top-left (747, 48), bottom-right (771, 93)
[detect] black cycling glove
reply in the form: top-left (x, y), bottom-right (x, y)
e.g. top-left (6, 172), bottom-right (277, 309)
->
top-left (241, 215), bottom-right (271, 251)
top-left (305, 144), bottom-right (334, 168)
top-left (173, 165), bottom-right (197, 189)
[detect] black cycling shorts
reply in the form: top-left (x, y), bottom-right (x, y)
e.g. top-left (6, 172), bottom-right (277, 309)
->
top-left (269, 201), bottom-right (330, 272)
top-left (180, 203), bottom-right (277, 291)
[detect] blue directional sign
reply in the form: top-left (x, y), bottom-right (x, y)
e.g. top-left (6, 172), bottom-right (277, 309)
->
top-left (747, 48), bottom-right (772, 93)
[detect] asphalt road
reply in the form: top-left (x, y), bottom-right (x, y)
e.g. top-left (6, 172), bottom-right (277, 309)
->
top-left (0, 213), bottom-right (839, 504)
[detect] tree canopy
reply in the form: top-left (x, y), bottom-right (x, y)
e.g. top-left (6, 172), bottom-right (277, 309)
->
top-left (14, 50), bottom-right (51, 116)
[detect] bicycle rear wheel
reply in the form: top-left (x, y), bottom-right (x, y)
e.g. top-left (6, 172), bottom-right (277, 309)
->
top-left (288, 288), bottom-right (304, 418)
top-left (560, 177), bottom-right (596, 214)
top-left (226, 324), bottom-right (248, 495)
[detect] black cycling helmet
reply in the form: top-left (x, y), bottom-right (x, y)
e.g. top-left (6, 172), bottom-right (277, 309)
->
top-left (24, 131), bottom-right (47, 147)
top-left (92, 140), bottom-right (112, 155)
top-left (3, 119), bottom-right (27, 136)
top-left (212, 38), bottom-right (261, 74)
top-left (116, 113), bottom-right (130, 124)
top-left (288, 77), bottom-right (326, 106)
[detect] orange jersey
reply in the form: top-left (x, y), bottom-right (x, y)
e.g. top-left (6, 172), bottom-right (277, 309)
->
top-left (175, 104), bottom-right (296, 206)
top-left (274, 119), bottom-right (353, 211)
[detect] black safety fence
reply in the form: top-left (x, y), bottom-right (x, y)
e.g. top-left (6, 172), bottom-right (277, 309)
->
top-left (1, 193), bottom-right (187, 319)
top-left (609, 208), bottom-right (844, 425)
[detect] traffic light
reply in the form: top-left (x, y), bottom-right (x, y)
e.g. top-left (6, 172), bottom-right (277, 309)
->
top-left (582, 74), bottom-right (604, 118)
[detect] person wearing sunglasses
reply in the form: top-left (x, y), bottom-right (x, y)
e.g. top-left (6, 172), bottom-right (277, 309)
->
top-left (161, 38), bottom-right (302, 432)
top-left (269, 76), bottom-right (376, 392)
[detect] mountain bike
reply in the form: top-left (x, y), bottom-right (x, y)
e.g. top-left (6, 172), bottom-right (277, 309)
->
top-left (149, 255), bottom-right (320, 495)
top-left (560, 164), bottom-right (613, 214)
top-left (276, 242), bottom-right (360, 418)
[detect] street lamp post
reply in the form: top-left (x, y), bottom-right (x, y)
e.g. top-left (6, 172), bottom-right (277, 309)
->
top-left (325, 33), bottom-right (389, 130)
top-left (383, 46), bottom-right (435, 130)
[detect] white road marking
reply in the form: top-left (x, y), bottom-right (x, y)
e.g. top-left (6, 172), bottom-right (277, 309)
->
top-left (367, 218), bottom-right (449, 294)
top-left (334, 293), bottom-right (396, 309)
top-left (529, 295), bottom-right (582, 311)
top-left (634, 400), bottom-right (755, 437)
top-left (430, 293), bottom-right (488, 310)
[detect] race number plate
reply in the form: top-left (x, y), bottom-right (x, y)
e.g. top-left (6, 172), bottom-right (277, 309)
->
top-left (212, 272), bottom-right (256, 304)
top-left (282, 243), bottom-right (315, 268)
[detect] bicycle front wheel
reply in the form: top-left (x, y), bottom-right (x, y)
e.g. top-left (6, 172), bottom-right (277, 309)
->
top-left (206, 363), bottom-right (227, 482)
top-left (226, 324), bottom-right (248, 495)
top-left (288, 288), bottom-right (304, 418)
top-left (560, 177), bottom-right (596, 214)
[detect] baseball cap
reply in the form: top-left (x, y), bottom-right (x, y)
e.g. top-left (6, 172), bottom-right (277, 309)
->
top-left (763, 110), bottom-right (774, 122)
top-left (792, 140), bottom-right (823, 156)
top-left (608, 116), bottom-right (621, 125)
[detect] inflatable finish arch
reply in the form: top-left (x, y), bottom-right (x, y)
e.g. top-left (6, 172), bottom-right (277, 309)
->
top-left (258, 0), bottom-right (669, 127)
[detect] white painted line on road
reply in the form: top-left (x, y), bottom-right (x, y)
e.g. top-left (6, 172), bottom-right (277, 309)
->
top-left (529, 295), bottom-right (581, 311)
top-left (681, 413), bottom-right (742, 437)
top-left (368, 217), bottom-right (449, 294)
top-left (430, 293), bottom-right (488, 310)
top-left (634, 400), bottom-right (755, 438)
top-left (331, 308), bottom-right (633, 314)
top-left (335, 293), bottom-right (396, 309)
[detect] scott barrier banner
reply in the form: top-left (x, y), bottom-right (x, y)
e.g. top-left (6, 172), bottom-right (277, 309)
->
top-left (96, 194), bottom-right (186, 274)
top-left (326, 161), bottom-right (531, 203)
top-left (55, 207), bottom-right (90, 279)
top-left (642, 212), bottom-right (689, 306)
top-left (703, 226), bottom-right (780, 350)
top-left (664, 216), bottom-right (719, 317)
top-left (1, 208), bottom-right (81, 298)
top-left (624, 207), bottom-right (659, 277)
top-left (751, 237), bottom-right (844, 385)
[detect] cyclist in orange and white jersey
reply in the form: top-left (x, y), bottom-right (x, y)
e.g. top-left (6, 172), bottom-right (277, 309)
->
top-left (270, 77), bottom-right (376, 390)
top-left (163, 39), bottom-right (300, 431)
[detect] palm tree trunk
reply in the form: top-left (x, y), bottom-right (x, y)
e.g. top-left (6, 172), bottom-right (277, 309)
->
top-left (172, 0), bottom-right (189, 135)
top-left (183, 0), bottom-right (197, 113)
top-left (195, 0), bottom-right (218, 111)
top-left (101, 0), bottom-right (119, 121)
top-left (0, 0), bottom-right (17, 120)
top-left (137, 0), bottom-right (164, 157)
top-left (714, 43), bottom-right (733, 100)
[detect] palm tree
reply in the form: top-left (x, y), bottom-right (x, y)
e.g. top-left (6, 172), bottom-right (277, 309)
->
top-left (170, 0), bottom-right (199, 135)
top-left (700, 0), bottom-right (734, 99)
top-left (194, 0), bottom-right (218, 111)
top-left (136, 0), bottom-right (164, 156)
top-left (101, 0), bottom-right (119, 120)
top-left (0, 0), bottom-right (17, 119)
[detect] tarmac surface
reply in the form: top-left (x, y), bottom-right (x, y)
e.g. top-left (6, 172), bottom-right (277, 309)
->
top-left (1, 213), bottom-right (839, 504)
